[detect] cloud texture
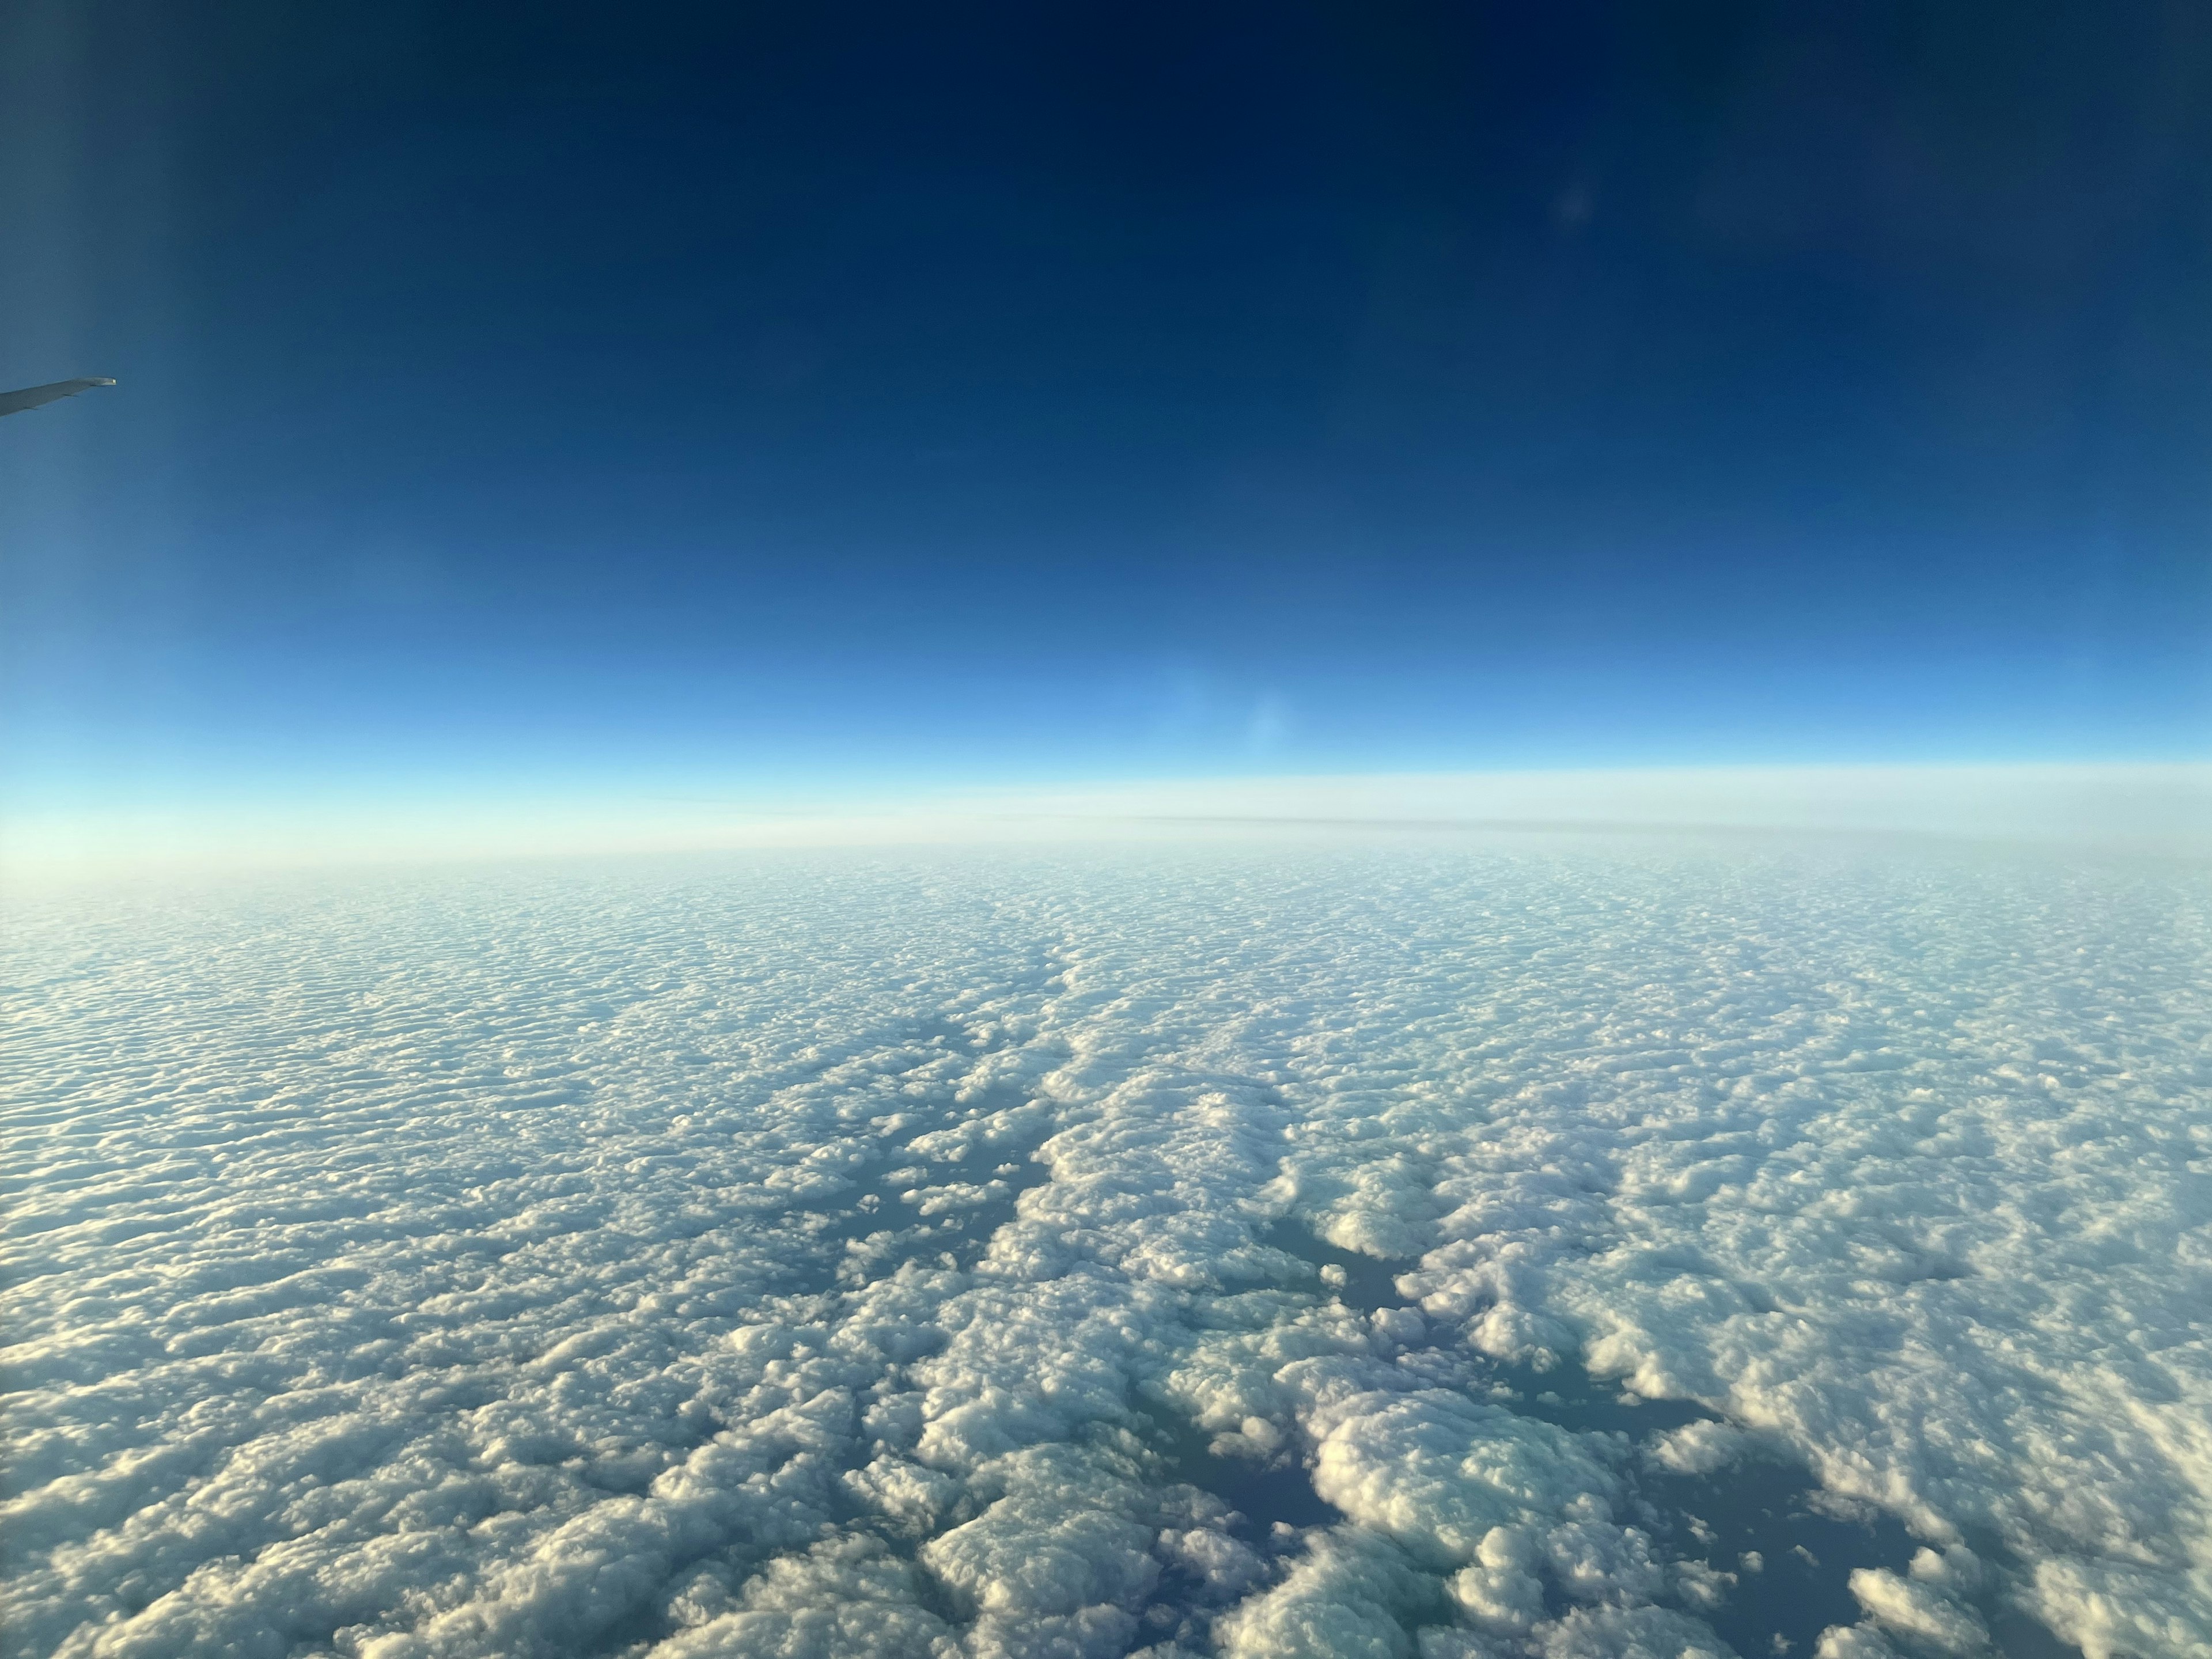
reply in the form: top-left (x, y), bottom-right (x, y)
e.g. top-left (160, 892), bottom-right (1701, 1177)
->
top-left (4, 844), bottom-right (2207, 1657)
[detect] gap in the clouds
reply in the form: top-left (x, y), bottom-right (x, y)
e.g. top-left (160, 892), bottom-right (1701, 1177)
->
top-left (1254, 1219), bottom-right (2079, 1659)
top-left (878, 997), bottom-right (1065, 1277)
top-left (1636, 1460), bottom-right (2078, 1659)
top-left (1639, 1453), bottom-right (1918, 1657)
top-left (806, 1075), bottom-right (1058, 1291)
top-left (754, 1001), bottom-right (1062, 1301)
top-left (1137, 1403), bottom-right (1340, 1537)
top-left (1258, 1214), bottom-right (1418, 1313)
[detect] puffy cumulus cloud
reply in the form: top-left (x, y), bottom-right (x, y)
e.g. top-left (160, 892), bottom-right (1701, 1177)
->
top-left (1256, 853), bottom-right (2210, 1656)
top-left (1812, 1627), bottom-right (1905, 1659)
top-left (1305, 1390), bottom-right (1619, 1566)
top-left (5, 844), bottom-right (2209, 1658)
top-left (1214, 1527), bottom-right (1437, 1659)
top-left (921, 1444), bottom-right (1161, 1627)
top-left (1528, 1605), bottom-right (1733, 1659)
top-left (1449, 1524), bottom-right (1548, 1639)
top-left (1846, 1567), bottom-right (1988, 1653)
top-left (650, 1533), bottom-right (956, 1658)
top-left (1644, 1423), bottom-right (1751, 1478)
top-left (2022, 1554), bottom-right (2212, 1659)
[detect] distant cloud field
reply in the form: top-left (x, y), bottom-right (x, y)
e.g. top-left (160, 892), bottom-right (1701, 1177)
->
top-left (4, 841), bottom-right (2206, 1657)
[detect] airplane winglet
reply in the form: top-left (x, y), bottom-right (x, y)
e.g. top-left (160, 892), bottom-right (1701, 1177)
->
top-left (0, 377), bottom-right (118, 418)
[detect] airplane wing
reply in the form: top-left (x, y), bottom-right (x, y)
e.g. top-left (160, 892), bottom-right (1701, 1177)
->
top-left (0, 377), bottom-right (116, 418)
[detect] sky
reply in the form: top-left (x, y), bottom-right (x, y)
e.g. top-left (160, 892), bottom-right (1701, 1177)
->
top-left (6, 13), bottom-right (2212, 1650)
top-left (3, 0), bottom-right (2209, 825)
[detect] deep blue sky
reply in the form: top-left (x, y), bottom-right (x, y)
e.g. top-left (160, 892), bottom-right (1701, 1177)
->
top-left (5, 0), bottom-right (2209, 813)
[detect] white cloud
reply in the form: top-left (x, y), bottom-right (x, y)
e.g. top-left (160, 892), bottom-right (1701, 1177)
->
top-left (1645, 1423), bottom-right (1752, 1478)
top-left (5, 841), bottom-right (2207, 1657)
top-left (1846, 1569), bottom-right (1988, 1653)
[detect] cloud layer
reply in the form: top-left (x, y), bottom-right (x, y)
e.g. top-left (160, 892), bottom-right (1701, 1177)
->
top-left (5, 843), bottom-right (2207, 1657)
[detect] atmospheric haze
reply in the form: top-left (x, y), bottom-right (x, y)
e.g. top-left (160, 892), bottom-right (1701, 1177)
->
top-left (6, 838), bottom-right (2207, 1659)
